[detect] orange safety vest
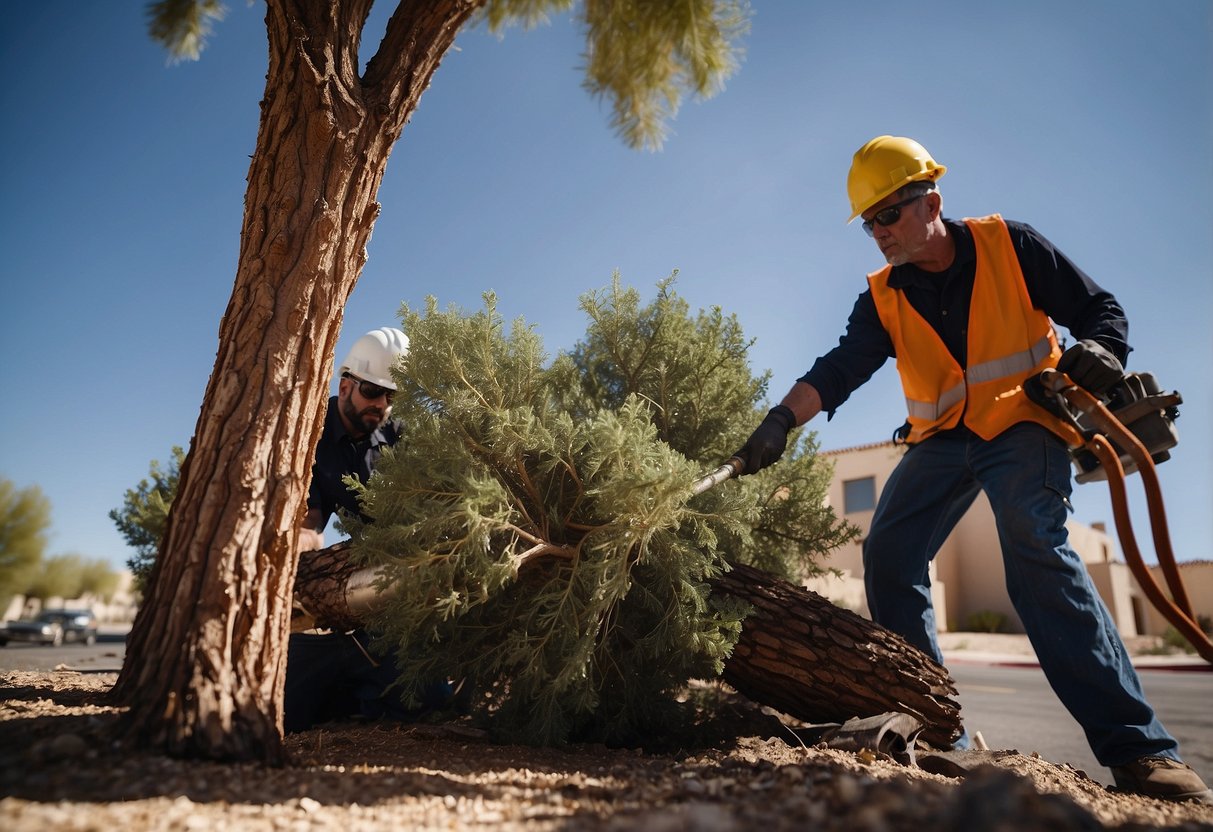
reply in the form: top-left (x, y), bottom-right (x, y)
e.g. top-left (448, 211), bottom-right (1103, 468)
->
top-left (867, 214), bottom-right (1082, 446)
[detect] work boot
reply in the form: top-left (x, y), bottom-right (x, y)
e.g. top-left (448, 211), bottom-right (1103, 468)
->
top-left (1110, 756), bottom-right (1213, 803)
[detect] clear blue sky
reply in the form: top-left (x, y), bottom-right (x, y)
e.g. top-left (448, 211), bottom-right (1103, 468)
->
top-left (1, 1), bottom-right (1210, 572)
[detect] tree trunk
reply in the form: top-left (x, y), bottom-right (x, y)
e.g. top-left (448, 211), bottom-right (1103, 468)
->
top-left (111, 0), bottom-right (483, 763)
top-left (291, 546), bottom-right (963, 746)
top-left (711, 563), bottom-right (962, 749)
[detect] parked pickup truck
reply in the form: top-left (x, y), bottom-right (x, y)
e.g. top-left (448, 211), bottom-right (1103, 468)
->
top-left (0, 609), bottom-right (99, 647)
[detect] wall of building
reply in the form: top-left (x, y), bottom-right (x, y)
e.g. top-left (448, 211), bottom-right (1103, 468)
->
top-left (937, 496), bottom-right (1012, 632)
top-left (1086, 560), bottom-right (1146, 637)
top-left (1142, 561), bottom-right (1213, 638)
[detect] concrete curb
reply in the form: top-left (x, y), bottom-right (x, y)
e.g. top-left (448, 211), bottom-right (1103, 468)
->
top-left (943, 651), bottom-right (1211, 672)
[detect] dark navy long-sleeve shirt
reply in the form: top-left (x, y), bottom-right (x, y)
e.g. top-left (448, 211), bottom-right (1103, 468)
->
top-left (307, 396), bottom-right (402, 529)
top-left (799, 218), bottom-right (1130, 417)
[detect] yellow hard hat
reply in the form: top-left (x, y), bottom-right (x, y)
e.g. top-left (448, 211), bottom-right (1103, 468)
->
top-left (846, 135), bottom-right (947, 222)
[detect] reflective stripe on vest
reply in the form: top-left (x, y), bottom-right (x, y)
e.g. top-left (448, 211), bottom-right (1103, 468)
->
top-left (906, 382), bottom-right (964, 421)
top-left (966, 333), bottom-right (1054, 384)
top-left (905, 332), bottom-right (1053, 418)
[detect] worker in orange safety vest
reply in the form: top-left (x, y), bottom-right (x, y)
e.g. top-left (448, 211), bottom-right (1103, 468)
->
top-left (733, 135), bottom-right (1210, 804)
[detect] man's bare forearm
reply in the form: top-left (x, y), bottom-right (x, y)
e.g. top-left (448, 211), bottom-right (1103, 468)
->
top-left (780, 381), bottom-right (823, 427)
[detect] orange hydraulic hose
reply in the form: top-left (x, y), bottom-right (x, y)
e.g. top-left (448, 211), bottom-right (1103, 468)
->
top-left (1041, 373), bottom-right (1194, 618)
top-left (1040, 370), bottom-right (1212, 664)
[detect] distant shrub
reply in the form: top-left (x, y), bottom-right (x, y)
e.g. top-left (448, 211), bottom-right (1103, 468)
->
top-left (1137, 639), bottom-right (1178, 657)
top-left (1161, 626), bottom-right (1197, 654)
top-left (964, 610), bottom-right (1007, 633)
top-left (1156, 614), bottom-right (1213, 655)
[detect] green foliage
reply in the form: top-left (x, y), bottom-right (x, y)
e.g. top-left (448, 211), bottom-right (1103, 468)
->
top-left (481, 0), bottom-right (577, 31)
top-left (20, 554), bottom-right (120, 603)
top-left (1159, 616), bottom-right (1211, 654)
top-left (348, 276), bottom-right (855, 745)
top-left (579, 0), bottom-right (749, 150)
top-left (551, 274), bottom-right (854, 579)
top-left (0, 479), bottom-right (51, 602)
top-left (1160, 626), bottom-right (1195, 654)
top-left (963, 610), bottom-right (1008, 634)
top-left (109, 447), bottom-right (185, 592)
top-left (78, 559), bottom-right (123, 602)
top-left (483, 0), bottom-right (753, 150)
top-left (150, 0), bottom-right (750, 151)
top-left (146, 0), bottom-right (226, 62)
top-left (22, 554), bottom-right (83, 601)
top-left (550, 273), bottom-right (766, 462)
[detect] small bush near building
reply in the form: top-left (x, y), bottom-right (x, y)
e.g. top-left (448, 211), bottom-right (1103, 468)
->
top-left (1161, 626), bottom-right (1196, 654)
top-left (1154, 616), bottom-right (1213, 655)
top-left (964, 610), bottom-right (1008, 633)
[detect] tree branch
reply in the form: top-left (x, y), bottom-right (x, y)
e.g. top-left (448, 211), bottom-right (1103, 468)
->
top-left (361, 0), bottom-right (485, 125)
top-left (515, 541), bottom-right (576, 568)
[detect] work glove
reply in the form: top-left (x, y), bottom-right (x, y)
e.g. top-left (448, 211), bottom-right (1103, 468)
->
top-left (733, 405), bottom-right (796, 475)
top-left (1056, 339), bottom-right (1124, 394)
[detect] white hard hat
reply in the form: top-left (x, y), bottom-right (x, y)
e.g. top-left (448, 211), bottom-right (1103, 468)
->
top-left (338, 327), bottom-right (409, 389)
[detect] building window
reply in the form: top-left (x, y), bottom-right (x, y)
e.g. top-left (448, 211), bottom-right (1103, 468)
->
top-left (843, 477), bottom-right (877, 514)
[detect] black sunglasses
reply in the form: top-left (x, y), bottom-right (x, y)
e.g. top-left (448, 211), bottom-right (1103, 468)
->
top-left (343, 373), bottom-right (394, 402)
top-left (862, 191), bottom-right (928, 237)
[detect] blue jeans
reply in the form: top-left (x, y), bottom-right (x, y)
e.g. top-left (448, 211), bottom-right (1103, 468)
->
top-left (863, 423), bottom-right (1178, 766)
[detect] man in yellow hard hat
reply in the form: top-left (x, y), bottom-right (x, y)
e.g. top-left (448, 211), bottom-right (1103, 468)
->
top-left (733, 136), bottom-right (1210, 804)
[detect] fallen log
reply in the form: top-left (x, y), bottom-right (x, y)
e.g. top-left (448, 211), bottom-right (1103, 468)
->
top-left (291, 541), bottom-right (362, 632)
top-left (712, 562), bottom-right (961, 748)
top-left (292, 545), bottom-right (963, 747)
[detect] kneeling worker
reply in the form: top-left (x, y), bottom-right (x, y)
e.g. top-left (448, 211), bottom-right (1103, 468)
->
top-left (286, 326), bottom-right (448, 732)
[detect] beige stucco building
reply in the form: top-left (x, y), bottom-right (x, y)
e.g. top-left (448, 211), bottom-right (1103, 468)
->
top-left (806, 441), bottom-right (1212, 641)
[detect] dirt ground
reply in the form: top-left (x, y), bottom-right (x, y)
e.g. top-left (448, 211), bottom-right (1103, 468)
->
top-left (1, 670), bottom-right (1211, 831)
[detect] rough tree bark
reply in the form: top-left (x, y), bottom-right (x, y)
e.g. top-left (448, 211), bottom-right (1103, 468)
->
top-left (112, 0), bottom-right (484, 763)
top-left (292, 546), bottom-right (964, 746)
top-left (712, 563), bottom-right (962, 749)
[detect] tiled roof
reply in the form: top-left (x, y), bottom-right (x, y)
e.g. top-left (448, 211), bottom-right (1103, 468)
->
top-left (821, 440), bottom-right (897, 456)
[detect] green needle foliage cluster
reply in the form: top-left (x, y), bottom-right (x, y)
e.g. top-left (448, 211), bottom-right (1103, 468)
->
top-left (109, 447), bottom-right (186, 593)
top-left (0, 479), bottom-right (52, 602)
top-left (579, 0), bottom-right (750, 150)
top-left (149, 0), bottom-right (750, 153)
top-left (346, 274), bottom-right (855, 745)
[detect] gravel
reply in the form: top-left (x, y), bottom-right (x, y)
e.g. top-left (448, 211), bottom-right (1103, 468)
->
top-left (2, 670), bottom-right (1211, 831)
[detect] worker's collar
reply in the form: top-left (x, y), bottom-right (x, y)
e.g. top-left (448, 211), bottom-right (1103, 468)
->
top-left (886, 218), bottom-right (974, 290)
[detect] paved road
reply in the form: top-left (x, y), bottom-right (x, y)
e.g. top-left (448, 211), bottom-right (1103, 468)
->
top-left (950, 662), bottom-right (1212, 787)
top-left (0, 633), bottom-right (127, 673)
top-left (2, 638), bottom-right (1208, 789)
